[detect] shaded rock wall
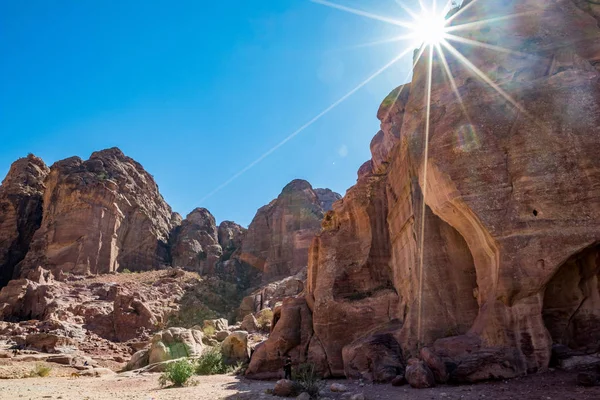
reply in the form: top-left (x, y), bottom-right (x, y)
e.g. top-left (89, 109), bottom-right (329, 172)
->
top-left (248, 0), bottom-right (600, 382)
top-left (0, 155), bottom-right (49, 288)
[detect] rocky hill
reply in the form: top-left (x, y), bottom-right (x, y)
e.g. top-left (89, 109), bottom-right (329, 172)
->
top-left (247, 0), bottom-right (600, 384)
top-left (0, 147), bottom-right (341, 366)
top-left (235, 179), bottom-right (341, 283)
top-left (16, 148), bottom-right (175, 278)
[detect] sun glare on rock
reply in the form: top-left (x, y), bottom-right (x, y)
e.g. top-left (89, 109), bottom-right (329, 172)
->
top-left (412, 11), bottom-right (448, 46)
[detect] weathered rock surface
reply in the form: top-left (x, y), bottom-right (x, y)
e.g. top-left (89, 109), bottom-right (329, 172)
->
top-left (221, 330), bottom-right (250, 365)
top-left (405, 359), bottom-right (435, 389)
top-left (17, 148), bottom-right (174, 277)
top-left (0, 155), bottom-right (49, 288)
top-left (147, 327), bottom-right (204, 365)
top-left (248, 0), bottom-right (600, 383)
top-left (236, 179), bottom-right (340, 282)
top-left (171, 208), bottom-right (222, 275)
top-left (218, 221), bottom-right (246, 261)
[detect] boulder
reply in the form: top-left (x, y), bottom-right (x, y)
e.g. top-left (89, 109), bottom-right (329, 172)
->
top-left (241, 314), bottom-right (258, 333)
top-left (296, 392), bottom-right (311, 400)
top-left (147, 327), bottom-right (204, 365)
top-left (420, 347), bottom-right (448, 383)
top-left (204, 318), bottom-right (228, 332)
top-left (215, 330), bottom-right (229, 342)
top-left (342, 322), bottom-right (404, 382)
top-left (273, 379), bottom-right (297, 397)
top-left (405, 360), bottom-right (435, 389)
top-left (126, 350), bottom-right (149, 371)
top-left (330, 383), bottom-right (348, 392)
top-left (221, 330), bottom-right (250, 365)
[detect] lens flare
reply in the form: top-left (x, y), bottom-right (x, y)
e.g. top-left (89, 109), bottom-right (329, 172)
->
top-left (411, 11), bottom-right (448, 46)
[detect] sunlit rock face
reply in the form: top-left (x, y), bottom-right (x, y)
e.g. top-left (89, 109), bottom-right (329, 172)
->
top-left (0, 155), bottom-right (49, 288)
top-left (17, 148), bottom-right (175, 276)
top-left (236, 179), bottom-right (341, 283)
top-left (248, 0), bottom-right (600, 382)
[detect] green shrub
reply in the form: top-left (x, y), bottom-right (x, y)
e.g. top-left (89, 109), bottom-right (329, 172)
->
top-left (159, 359), bottom-right (194, 387)
top-left (294, 363), bottom-right (321, 399)
top-left (202, 325), bottom-right (216, 337)
top-left (31, 363), bottom-right (52, 377)
top-left (195, 347), bottom-right (228, 375)
top-left (121, 268), bottom-right (132, 274)
top-left (257, 309), bottom-right (273, 332)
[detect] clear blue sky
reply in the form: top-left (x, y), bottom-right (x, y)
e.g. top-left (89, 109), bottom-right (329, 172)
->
top-left (0, 0), bottom-right (419, 227)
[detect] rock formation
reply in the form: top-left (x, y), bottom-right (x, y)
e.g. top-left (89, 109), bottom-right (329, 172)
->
top-left (171, 208), bottom-right (222, 274)
top-left (218, 221), bottom-right (246, 261)
top-left (0, 155), bottom-right (49, 288)
top-left (16, 148), bottom-right (174, 277)
top-left (236, 179), bottom-right (340, 282)
top-left (248, 0), bottom-right (600, 383)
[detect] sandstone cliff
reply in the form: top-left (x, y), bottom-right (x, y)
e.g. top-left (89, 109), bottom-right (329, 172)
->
top-left (0, 155), bottom-right (49, 288)
top-left (248, 0), bottom-right (600, 382)
top-left (236, 179), bottom-right (341, 283)
top-left (16, 148), bottom-right (175, 277)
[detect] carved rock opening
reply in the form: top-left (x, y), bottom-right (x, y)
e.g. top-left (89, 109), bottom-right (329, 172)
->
top-left (542, 244), bottom-right (600, 354)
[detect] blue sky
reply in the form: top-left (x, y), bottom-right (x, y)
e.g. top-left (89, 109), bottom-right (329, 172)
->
top-left (0, 0), bottom-right (419, 226)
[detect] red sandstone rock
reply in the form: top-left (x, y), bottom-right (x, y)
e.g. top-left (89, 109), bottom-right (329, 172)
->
top-left (248, 0), bottom-right (600, 383)
top-left (0, 155), bottom-right (49, 288)
top-left (17, 148), bottom-right (175, 277)
top-left (171, 208), bottom-right (222, 275)
top-left (236, 179), bottom-right (340, 282)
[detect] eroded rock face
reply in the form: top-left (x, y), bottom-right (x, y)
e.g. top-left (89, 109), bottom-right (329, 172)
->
top-left (0, 155), bottom-right (49, 288)
top-left (171, 208), bottom-right (222, 275)
top-left (218, 221), bottom-right (246, 261)
top-left (236, 179), bottom-right (340, 283)
top-left (16, 148), bottom-right (174, 277)
top-left (249, 0), bottom-right (600, 382)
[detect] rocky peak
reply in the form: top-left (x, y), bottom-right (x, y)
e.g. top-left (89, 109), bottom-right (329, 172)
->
top-left (314, 188), bottom-right (342, 212)
top-left (170, 208), bottom-right (222, 275)
top-left (218, 221), bottom-right (246, 260)
top-left (0, 154), bottom-right (49, 195)
top-left (16, 148), bottom-right (174, 277)
top-left (236, 179), bottom-right (340, 282)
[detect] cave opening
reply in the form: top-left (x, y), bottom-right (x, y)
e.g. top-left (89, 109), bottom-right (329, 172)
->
top-left (542, 243), bottom-right (600, 354)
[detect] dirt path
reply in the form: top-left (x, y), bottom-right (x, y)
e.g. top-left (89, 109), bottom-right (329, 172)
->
top-left (0, 370), bottom-right (598, 400)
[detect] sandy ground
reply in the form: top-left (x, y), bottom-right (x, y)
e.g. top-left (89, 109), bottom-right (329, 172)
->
top-left (0, 370), bottom-right (599, 400)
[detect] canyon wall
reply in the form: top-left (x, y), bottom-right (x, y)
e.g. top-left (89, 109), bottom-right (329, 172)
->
top-left (248, 0), bottom-right (600, 382)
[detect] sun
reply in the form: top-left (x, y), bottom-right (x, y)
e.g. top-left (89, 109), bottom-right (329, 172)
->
top-left (411, 10), bottom-right (448, 46)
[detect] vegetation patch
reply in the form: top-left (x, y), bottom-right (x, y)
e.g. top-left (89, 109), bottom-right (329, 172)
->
top-left (159, 358), bottom-right (195, 387)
